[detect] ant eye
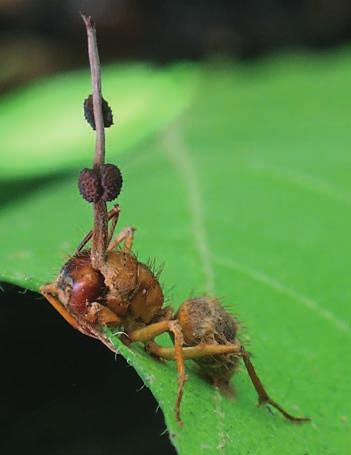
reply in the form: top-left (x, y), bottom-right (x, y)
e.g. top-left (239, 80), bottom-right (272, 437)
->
top-left (65, 286), bottom-right (72, 298)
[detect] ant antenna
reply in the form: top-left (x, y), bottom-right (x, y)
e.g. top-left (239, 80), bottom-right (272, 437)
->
top-left (79, 13), bottom-right (123, 270)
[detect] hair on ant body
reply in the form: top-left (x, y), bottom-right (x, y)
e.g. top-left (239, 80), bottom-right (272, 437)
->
top-left (41, 13), bottom-right (309, 426)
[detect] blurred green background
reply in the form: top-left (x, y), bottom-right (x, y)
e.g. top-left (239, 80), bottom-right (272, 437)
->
top-left (0, 2), bottom-right (351, 455)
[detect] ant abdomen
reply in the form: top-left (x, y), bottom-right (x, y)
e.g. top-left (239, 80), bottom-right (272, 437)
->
top-left (177, 297), bottom-right (240, 388)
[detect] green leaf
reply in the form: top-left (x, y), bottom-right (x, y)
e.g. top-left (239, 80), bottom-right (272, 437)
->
top-left (0, 63), bottom-right (197, 178)
top-left (1, 52), bottom-right (351, 454)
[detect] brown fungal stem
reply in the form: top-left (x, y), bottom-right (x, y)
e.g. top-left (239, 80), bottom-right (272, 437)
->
top-left (81, 13), bottom-right (108, 270)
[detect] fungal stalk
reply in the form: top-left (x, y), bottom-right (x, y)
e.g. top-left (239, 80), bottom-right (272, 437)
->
top-left (81, 13), bottom-right (108, 270)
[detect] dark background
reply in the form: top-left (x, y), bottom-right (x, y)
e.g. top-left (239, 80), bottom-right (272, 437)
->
top-left (0, 284), bottom-right (173, 454)
top-left (1, 1), bottom-right (351, 454)
top-left (1, 0), bottom-right (351, 92)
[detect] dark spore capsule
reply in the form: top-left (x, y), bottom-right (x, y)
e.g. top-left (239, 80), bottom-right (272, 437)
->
top-left (101, 164), bottom-right (123, 201)
top-left (83, 94), bottom-right (114, 130)
top-left (78, 168), bottom-right (102, 203)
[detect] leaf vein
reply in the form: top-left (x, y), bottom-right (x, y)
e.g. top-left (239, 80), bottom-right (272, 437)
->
top-left (162, 124), bottom-right (215, 294)
top-left (250, 161), bottom-right (351, 206)
top-left (213, 255), bottom-right (350, 337)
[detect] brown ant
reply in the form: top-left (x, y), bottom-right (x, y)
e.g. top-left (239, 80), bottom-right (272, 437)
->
top-left (41, 14), bottom-right (309, 425)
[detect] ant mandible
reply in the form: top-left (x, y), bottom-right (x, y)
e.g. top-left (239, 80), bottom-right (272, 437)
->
top-left (41, 14), bottom-right (309, 425)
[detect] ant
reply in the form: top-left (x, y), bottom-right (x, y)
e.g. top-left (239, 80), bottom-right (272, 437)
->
top-left (41, 14), bottom-right (309, 425)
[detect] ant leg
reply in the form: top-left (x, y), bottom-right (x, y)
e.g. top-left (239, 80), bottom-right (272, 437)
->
top-left (41, 285), bottom-right (120, 352)
top-left (145, 342), bottom-right (309, 423)
top-left (40, 284), bottom-right (89, 335)
top-left (157, 306), bottom-right (174, 321)
top-left (76, 204), bottom-right (121, 253)
top-left (107, 227), bottom-right (135, 253)
top-left (128, 320), bottom-right (186, 424)
top-left (107, 206), bottom-right (121, 247)
top-left (85, 302), bottom-right (122, 326)
top-left (240, 348), bottom-right (310, 423)
top-left (127, 320), bottom-right (177, 341)
top-left (145, 341), bottom-right (242, 359)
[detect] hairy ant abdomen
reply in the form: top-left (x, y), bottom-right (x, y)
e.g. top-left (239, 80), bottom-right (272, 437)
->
top-left (177, 297), bottom-right (240, 388)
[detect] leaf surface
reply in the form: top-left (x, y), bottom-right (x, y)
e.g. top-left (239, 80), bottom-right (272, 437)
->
top-left (1, 54), bottom-right (350, 454)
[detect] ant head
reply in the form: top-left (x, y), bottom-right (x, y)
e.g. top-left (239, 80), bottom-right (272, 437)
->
top-left (56, 251), bottom-right (105, 315)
